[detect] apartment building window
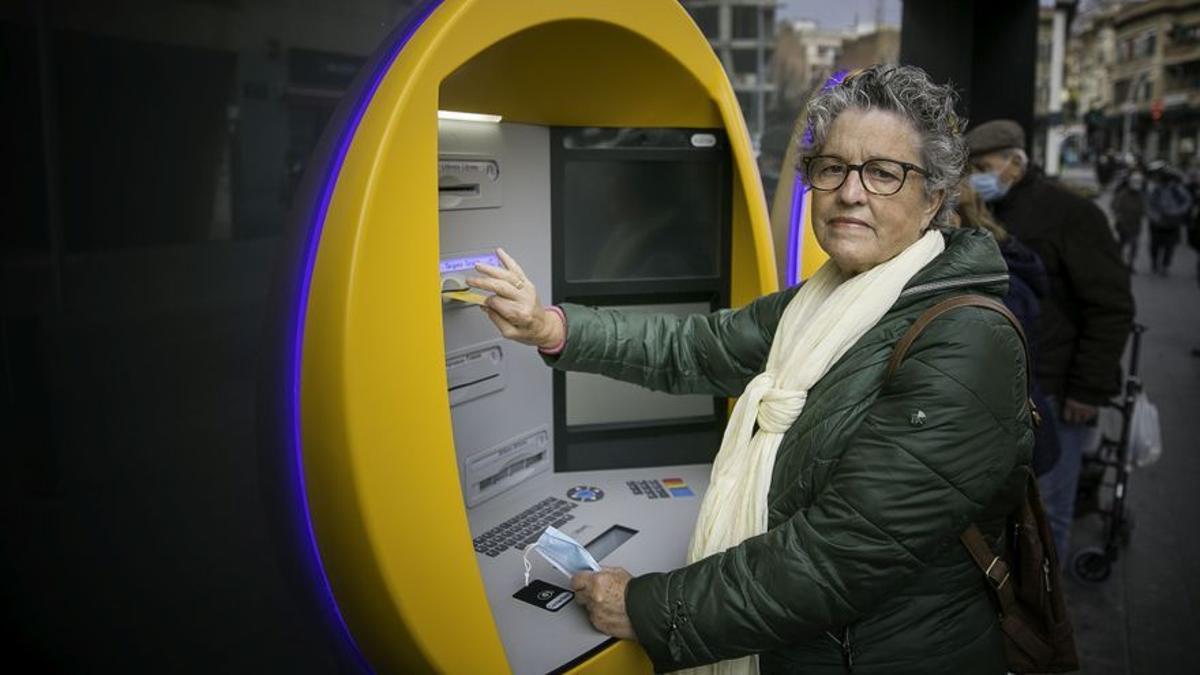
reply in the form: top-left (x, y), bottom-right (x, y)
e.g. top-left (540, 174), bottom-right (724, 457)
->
top-left (1137, 77), bottom-right (1153, 101)
top-left (1166, 59), bottom-right (1200, 91)
top-left (693, 6), bottom-right (719, 36)
top-left (1137, 32), bottom-right (1157, 58)
top-left (1114, 78), bottom-right (1131, 102)
top-left (732, 7), bottom-right (761, 39)
top-left (1039, 40), bottom-right (1052, 62)
top-left (733, 48), bottom-right (760, 75)
top-left (1170, 23), bottom-right (1200, 46)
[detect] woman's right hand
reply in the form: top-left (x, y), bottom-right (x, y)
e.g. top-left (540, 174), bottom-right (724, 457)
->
top-left (466, 248), bottom-right (564, 349)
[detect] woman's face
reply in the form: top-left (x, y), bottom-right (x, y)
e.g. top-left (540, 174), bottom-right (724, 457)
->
top-left (809, 108), bottom-right (943, 275)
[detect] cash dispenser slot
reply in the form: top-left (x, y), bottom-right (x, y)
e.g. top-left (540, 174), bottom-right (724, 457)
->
top-left (446, 342), bottom-right (506, 406)
top-left (463, 427), bottom-right (551, 507)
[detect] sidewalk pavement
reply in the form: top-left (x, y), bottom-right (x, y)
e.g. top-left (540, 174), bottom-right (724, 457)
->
top-left (1062, 179), bottom-right (1200, 675)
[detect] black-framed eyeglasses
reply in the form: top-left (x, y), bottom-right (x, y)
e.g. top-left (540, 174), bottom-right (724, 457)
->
top-left (800, 155), bottom-right (929, 196)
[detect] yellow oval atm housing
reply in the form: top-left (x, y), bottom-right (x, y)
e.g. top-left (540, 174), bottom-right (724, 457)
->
top-left (288, 1), bottom-right (777, 671)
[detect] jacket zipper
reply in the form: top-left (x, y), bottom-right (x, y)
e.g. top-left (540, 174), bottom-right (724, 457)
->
top-left (825, 626), bottom-right (854, 672)
top-left (898, 273), bottom-right (1010, 299)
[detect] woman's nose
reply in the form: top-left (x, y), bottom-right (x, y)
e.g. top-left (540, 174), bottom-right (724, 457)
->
top-left (836, 169), bottom-right (869, 204)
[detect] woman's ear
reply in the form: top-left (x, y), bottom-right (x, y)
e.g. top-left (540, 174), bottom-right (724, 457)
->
top-left (921, 189), bottom-right (946, 228)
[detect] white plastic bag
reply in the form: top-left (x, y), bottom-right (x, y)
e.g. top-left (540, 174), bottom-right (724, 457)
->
top-left (1129, 391), bottom-right (1162, 468)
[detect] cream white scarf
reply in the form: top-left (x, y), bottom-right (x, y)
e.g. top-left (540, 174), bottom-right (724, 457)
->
top-left (678, 230), bottom-right (945, 675)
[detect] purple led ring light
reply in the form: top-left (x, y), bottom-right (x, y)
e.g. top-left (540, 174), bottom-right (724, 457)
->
top-left (288, 1), bottom-right (444, 671)
top-left (785, 69), bottom-right (848, 286)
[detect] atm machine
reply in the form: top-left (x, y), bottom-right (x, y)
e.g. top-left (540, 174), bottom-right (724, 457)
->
top-left (440, 121), bottom-right (731, 672)
top-left (259, 1), bottom-right (778, 673)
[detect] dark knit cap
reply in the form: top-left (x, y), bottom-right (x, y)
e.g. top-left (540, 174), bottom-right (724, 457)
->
top-left (965, 119), bottom-right (1025, 156)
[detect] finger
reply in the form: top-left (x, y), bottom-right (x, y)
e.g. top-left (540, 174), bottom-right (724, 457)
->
top-left (570, 572), bottom-right (592, 592)
top-left (475, 262), bottom-right (523, 288)
top-left (466, 275), bottom-right (520, 300)
top-left (496, 247), bottom-right (527, 280)
top-left (481, 306), bottom-right (519, 336)
top-left (485, 296), bottom-right (533, 327)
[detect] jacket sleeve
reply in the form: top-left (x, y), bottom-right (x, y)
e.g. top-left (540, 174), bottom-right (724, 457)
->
top-left (624, 311), bottom-right (1033, 671)
top-left (542, 287), bottom-right (799, 398)
top-left (1059, 198), bottom-right (1135, 403)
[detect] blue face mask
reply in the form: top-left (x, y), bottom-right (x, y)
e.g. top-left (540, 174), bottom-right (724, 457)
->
top-left (969, 171), bottom-right (1011, 202)
top-left (523, 526), bottom-right (601, 585)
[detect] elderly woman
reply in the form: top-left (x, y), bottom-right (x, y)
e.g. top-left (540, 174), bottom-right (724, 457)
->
top-left (469, 65), bottom-right (1032, 674)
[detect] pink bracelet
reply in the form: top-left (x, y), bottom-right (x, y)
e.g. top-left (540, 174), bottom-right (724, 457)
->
top-left (538, 306), bottom-right (567, 355)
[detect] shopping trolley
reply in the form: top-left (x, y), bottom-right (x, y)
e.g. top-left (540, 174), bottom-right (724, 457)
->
top-left (1070, 322), bottom-right (1147, 583)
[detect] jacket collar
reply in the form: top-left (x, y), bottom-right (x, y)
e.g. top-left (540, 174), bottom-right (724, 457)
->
top-left (893, 228), bottom-right (1009, 309)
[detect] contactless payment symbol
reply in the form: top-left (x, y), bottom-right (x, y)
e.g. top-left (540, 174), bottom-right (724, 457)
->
top-left (566, 485), bottom-right (604, 502)
top-left (661, 477), bottom-right (695, 498)
top-left (513, 579), bottom-right (575, 612)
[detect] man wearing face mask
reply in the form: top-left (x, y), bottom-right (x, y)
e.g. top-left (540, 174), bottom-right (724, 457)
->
top-left (965, 119), bottom-right (1134, 562)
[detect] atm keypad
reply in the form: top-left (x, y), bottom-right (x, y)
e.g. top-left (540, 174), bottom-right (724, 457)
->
top-left (473, 497), bottom-right (578, 557)
top-left (627, 480), bottom-right (670, 499)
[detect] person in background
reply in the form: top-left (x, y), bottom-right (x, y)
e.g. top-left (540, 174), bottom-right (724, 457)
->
top-left (965, 119), bottom-right (1134, 562)
top-left (1145, 161), bottom-right (1193, 276)
top-left (951, 181), bottom-right (1061, 478)
top-left (1112, 171), bottom-right (1147, 270)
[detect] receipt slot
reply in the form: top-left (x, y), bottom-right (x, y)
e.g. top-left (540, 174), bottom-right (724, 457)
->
top-left (258, 1), bottom-right (777, 673)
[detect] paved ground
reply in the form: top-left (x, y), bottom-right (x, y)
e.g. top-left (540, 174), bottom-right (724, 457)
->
top-left (1058, 166), bottom-right (1200, 675)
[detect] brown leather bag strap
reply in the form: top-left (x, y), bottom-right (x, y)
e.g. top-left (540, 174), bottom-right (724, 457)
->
top-left (961, 524), bottom-right (1013, 600)
top-left (962, 524), bottom-right (1055, 663)
top-left (885, 294), bottom-right (1031, 384)
top-left (887, 296), bottom-right (1057, 664)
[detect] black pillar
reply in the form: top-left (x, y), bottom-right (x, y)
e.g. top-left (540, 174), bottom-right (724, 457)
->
top-left (900, 0), bottom-right (1039, 150)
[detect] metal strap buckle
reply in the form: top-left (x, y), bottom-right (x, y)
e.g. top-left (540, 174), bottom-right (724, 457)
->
top-left (984, 556), bottom-right (1010, 590)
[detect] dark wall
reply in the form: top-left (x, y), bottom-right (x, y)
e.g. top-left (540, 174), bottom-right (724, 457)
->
top-left (1, 1), bottom-right (417, 672)
top-left (900, 0), bottom-right (1039, 146)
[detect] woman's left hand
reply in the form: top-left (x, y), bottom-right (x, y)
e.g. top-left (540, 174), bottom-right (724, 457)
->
top-left (571, 568), bottom-right (637, 640)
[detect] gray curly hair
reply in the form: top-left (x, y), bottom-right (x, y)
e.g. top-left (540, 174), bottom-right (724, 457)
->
top-left (797, 65), bottom-right (967, 226)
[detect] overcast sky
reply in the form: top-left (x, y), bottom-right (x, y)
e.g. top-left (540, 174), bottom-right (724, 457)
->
top-left (777, 0), bottom-right (1069, 29)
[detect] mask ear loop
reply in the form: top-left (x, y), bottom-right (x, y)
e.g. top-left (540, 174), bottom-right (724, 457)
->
top-left (522, 543), bottom-right (538, 586)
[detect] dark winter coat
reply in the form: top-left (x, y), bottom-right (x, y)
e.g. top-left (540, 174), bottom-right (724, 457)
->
top-left (1111, 186), bottom-right (1145, 238)
top-left (999, 237), bottom-right (1061, 476)
top-left (546, 229), bottom-right (1033, 673)
top-left (989, 167), bottom-right (1135, 404)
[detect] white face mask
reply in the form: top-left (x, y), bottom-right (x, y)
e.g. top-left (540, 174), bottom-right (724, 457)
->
top-left (522, 526), bottom-right (600, 585)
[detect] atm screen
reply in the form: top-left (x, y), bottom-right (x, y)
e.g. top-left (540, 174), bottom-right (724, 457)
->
top-left (561, 158), bottom-right (721, 282)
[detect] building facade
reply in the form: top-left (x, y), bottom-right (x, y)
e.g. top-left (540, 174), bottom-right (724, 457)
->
top-left (1071, 0), bottom-right (1200, 166)
top-left (681, 0), bottom-right (781, 146)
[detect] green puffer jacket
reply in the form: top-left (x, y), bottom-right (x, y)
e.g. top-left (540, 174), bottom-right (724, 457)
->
top-left (547, 228), bottom-right (1034, 674)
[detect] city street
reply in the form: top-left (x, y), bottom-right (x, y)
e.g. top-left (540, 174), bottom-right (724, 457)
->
top-left (1062, 167), bottom-right (1200, 674)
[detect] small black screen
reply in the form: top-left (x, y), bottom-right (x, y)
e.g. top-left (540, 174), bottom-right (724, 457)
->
top-left (561, 159), bottom-right (720, 282)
